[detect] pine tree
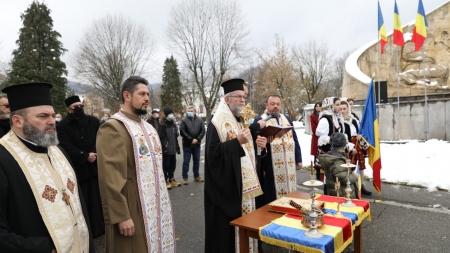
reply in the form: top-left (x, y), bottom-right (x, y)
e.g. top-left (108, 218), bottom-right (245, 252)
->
top-left (2, 1), bottom-right (68, 114)
top-left (160, 56), bottom-right (183, 114)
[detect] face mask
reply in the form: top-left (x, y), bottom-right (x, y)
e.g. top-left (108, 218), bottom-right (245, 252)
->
top-left (55, 118), bottom-right (61, 122)
top-left (73, 106), bottom-right (84, 116)
top-left (187, 112), bottom-right (194, 118)
top-left (168, 114), bottom-right (175, 121)
top-left (103, 117), bottom-right (109, 121)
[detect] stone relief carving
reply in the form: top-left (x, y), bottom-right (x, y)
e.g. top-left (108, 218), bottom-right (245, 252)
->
top-left (389, 39), bottom-right (449, 87)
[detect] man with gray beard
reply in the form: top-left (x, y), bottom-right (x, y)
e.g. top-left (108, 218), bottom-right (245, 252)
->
top-left (0, 83), bottom-right (94, 253)
top-left (0, 93), bottom-right (10, 138)
top-left (204, 78), bottom-right (267, 253)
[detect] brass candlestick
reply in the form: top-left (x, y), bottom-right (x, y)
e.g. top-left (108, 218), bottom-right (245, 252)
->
top-left (303, 177), bottom-right (324, 238)
top-left (334, 176), bottom-right (346, 218)
top-left (340, 159), bottom-right (356, 207)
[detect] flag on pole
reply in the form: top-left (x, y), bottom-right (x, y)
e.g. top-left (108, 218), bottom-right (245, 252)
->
top-left (411, 0), bottom-right (428, 51)
top-left (359, 80), bottom-right (382, 193)
top-left (378, 1), bottom-right (388, 54)
top-left (393, 0), bottom-right (405, 46)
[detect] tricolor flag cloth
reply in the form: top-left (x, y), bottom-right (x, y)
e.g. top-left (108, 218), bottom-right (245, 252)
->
top-left (359, 80), bottom-right (382, 194)
top-left (259, 195), bottom-right (371, 253)
top-left (411, 0), bottom-right (428, 51)
top-left (393, 0), bottom-right (405, 46)
top-left (378, 1), bottom-right (388, 54)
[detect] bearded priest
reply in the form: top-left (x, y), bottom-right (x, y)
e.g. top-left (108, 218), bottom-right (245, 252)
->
top-left (0, 82), bottom-right (94, 253)
top-left (204, 78), bottom-right (267, 253)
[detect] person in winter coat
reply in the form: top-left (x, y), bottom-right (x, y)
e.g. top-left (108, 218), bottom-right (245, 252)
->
top-left (158, 108), bottom-right (181, 189)
top-left (179, 105), bottom-right (206, 185)
top-left (319, 132), bottom-right (359, 198)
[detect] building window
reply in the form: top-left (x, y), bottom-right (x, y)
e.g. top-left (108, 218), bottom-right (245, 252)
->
top-left (200, 105), bottom-right (204, 113)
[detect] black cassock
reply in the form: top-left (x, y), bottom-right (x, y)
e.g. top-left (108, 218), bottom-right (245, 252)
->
top-left (0, 138), bottom-right (95, 253)
top-left (204, 119), bottom-right (246, 253)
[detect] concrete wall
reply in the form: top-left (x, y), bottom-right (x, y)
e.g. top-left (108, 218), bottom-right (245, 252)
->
top-left (303, 100), bottom-right (449, 141)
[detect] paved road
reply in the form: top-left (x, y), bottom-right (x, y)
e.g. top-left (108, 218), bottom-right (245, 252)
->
top-left (95, 145), bottom-right (450, 252)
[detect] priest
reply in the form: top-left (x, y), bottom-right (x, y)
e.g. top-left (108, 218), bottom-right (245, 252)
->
top-left (0, 82), bottom-right (94, 252)
top-left (204, 78), bottom-right (267, 253)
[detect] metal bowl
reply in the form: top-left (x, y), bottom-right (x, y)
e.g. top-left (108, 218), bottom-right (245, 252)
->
top-left (301, 212), bottom-right (324, 228)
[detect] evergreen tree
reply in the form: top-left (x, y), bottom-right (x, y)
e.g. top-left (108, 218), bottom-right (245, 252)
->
top-left (2, 1), bottom-right (68, 114)
top-left (160, 56), bottom-right (183, 114)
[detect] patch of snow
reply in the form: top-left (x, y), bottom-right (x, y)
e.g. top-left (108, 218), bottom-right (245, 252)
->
top-left (296, 129), bottom-right (450, 191)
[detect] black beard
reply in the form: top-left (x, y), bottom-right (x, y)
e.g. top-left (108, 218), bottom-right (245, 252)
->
top-left (132, 106), bottom-right (147, 115)
top-left (23, 120), bottom-right (59, 147)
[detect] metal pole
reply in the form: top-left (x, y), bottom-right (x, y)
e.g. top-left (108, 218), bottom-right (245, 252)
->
top-left (421, 47), bottom-right (429, 141)
top-left (377, 31), bottom-right (381, 119)
top-left (396, 46), bottom-right (400, 140)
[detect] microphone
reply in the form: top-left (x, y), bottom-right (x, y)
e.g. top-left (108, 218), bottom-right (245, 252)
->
top-left (263, 114), bottom-right (274, 122)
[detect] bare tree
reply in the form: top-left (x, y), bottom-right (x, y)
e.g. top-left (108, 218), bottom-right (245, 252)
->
top-left (71, 14), bottom-right (155, 110)
top-left (291, 40), bottom-right (334, 103)
top-left (255, 34), bottom-right (301, 118)
top-left (179, 67), bottom-right (200, 107)
top-left (166, 0), bottom-right (249, 119)
top-left (316, 50), bottom-right (353, 99)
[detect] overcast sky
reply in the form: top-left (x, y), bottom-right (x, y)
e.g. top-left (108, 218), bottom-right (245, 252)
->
top-left (0, 0), bottom-right (447, 83)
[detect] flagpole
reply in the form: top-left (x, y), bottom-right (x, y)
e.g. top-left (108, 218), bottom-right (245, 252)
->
top-left (396, 46), bottom-right (400, 140)
top-left (377, 29), bottom-right (381, 120)
top-left (421, 46), bottom-right (429, 141)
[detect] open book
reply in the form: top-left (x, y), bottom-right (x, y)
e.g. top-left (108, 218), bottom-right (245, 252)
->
top-left (259, 125), bottom-right (293, 139)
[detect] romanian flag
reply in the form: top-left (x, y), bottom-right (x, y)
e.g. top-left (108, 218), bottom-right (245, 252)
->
top-left (358, 81), bottom-right (382, 194)
top-left (411, 0), bottom-right (428, 51)
top-left (393, 0), bottom-right (405, 46)
top-left (378, 1), bottom-right (388, 54)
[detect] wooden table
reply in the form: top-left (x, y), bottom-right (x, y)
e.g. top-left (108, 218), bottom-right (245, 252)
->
top-left (230, 192), bottom-right (363, 253)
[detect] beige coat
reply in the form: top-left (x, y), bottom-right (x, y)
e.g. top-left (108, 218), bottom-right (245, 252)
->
top-left (96, 111), bottom-right (147, 253)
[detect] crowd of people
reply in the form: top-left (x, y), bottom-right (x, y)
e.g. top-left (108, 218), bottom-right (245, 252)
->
top-left (0, 76), bottom-right (371, 253)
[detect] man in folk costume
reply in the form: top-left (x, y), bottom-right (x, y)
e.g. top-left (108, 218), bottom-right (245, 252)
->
top-left (0, 83), bottom-right (93, 253)
top-left (204, 78), bottom-right (267, 253)
top-left (315, 97), bottom-right (345, 195)
top-left (252, 95), bottom-right (303, 206)
top-left (96, 76), bottom-right (175, 253)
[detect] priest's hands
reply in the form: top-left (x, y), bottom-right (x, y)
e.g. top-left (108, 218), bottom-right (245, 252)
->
top-left (296, 162), bottom-right (303, 170)
top-left (119, 219), bottom-right (135, 237)
top-left (257, 120), bottom-right (266, 129)
top-left (237, 129), bottom-right (251, 144)
top-left (87, 152), bottom-right (97, 163)
top-left (51, 249), bottom-right (56, 253)
top-left (255, 136), bottom-right (267, 148)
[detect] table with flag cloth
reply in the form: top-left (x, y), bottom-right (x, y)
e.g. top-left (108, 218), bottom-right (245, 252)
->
top-left (230, 192), bottom-right (370, 253)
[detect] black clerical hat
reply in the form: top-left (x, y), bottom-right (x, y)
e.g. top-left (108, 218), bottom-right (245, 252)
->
top-left (65, 95), bottom-right (81, 107)
top-left (2, 82), bottom-right (53, 112)
top-left (220, 78), bottom-right (244, 94)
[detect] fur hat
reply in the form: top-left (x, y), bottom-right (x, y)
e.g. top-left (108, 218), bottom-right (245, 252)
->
top-left (330, 132), bottom-right (347, 150)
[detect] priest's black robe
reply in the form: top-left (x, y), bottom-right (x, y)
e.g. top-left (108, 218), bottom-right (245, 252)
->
top-left (0, 138), bottom-right (95, 253)
top-left (204, 120), bottom-right (246, 253)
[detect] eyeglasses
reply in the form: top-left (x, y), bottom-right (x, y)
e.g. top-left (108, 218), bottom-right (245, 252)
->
top-left (70, 104), bottom-right (84, 110)
top-left (230, 95), bottom-right (248, 100)
top-left (0, 104), bottom-right (9, 108)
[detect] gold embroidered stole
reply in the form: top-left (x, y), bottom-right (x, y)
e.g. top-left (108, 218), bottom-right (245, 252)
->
top-left (262, 113), bottom-right (297, 198)
top-left (211, 98), bottom-right (263, 201)
top-left (0, 132), bottom-right (89, 253)
top-left (211, 99), bottom-right (260, 253)
top-left (112, 111), bottom-right (175, 253)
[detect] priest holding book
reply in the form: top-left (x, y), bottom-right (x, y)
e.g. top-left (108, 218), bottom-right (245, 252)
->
top-left (252, 94), bottom-right (303, 207)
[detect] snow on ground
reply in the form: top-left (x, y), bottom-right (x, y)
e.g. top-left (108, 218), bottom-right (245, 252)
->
top-left (293, 122), bottom-right (450, 192)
